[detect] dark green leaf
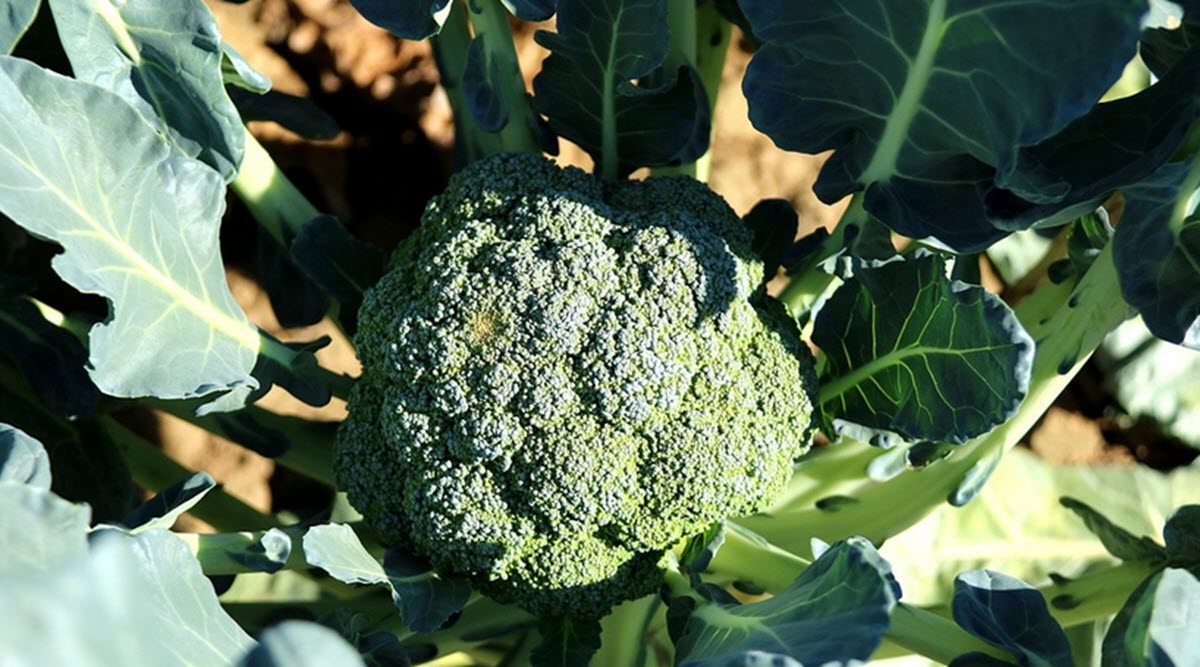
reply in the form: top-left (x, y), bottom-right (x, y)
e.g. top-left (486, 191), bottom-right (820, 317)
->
top-left (952, 569), bottom-right (1074, 667)
top-left (744, 199), bottom-right (798, 283)
top-left (0, 288), bottom-right (98, 418)
top-left (229, 88), bottom-right (340, 140)
top-left (1060, 497), bottom-right (1166, 563)
top-left (1164, 506), bottom-right (1200, 570)
top-left (0, 422), bottom-right (50, 489)
top-left (239, 621), bottom-right (367, 667)
top-left (0, 0), bottom-right (40, 53)
top-left (349, 0), bottom-right (452, 39)
top-left (533, 0), bottom-right (709, 177)
top-left (257, 225), bottom-right (330, 329)
top-left (530, 616), bottom-right (602, 667)
top-left (674, 537), bottom-right (897, 666)
top-left (1103, 568), bottom-right (1200, 667)
top-left (290, 214), bottom-right (386, 332)
top-left (120, 472), bottom-right (217, 533)
top-left (383, 548), bottom-right (472, 632)
top-left (501, 0), bottom-right (555, 21)
top-left (985, 52), bottom-right (1200, 231)
top-left (741, 0), bottom-right (1146, 252)
top-left (0, 56), bottom-right (261, 405)
top-left (679, 523), bottom-right (726, 577)
top-left (48, 0), bottom-right (246, 181)
top-left (814, 253), bottom-right (1035, 444)
top-left (462, 34), bottom-right (508, 133)
top-left (1114, 158), bottom-right (1200, 349)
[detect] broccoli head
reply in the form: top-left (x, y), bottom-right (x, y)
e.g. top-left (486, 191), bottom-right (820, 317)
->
top-left (336, 153), bottom-right (816, 618)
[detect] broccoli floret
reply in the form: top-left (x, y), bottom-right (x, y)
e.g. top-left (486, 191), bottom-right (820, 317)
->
top-left (335, 153), bottom-right (816, 618)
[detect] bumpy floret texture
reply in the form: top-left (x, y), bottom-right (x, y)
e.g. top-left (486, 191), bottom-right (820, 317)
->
top-left (336, 153), bottom-right (816, 617)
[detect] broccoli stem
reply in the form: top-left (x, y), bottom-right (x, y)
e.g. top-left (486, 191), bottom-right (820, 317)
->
top-left (463, 0), bottom-right (543, 156)
top-left (432, 1), bottom-right (503, 164)
top-left (774, 193), bottom-right (867, 321)
top-left (652, 0), bottom-right (730, 182)
top-left (735, 240), bottom-right (1130, 557)
top-left (230, 129), bottom-right (319, 244)
top-left (175, 525), bottom-right (309, 573)
top-left (592, 594), bottom-right (663, 667)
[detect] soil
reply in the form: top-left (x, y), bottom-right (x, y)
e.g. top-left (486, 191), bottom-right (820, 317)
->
top-left (156, 0), bottom-right (1193, 525)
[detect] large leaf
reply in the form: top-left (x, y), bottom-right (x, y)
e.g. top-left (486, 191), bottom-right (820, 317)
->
top-left (985, 51), bottom-right (1200, 230)
top-left (0, 529), bottom-right (255, 666)
top-left (1114, 158), bottom-right (1200, 349)
top-left (0, 0), bottom-right (40, 53)
top-left (0, 483), bottom-right (89, 572)
top-left (0, 422), bottom-right (50, 489)
top-left (533, 0), bottom-right (710, 177)
top-left (673, 537), bottom-right (897, 666)
top-left (349, 0), bottom-right (452, 40)
top-left (952, 570), bottom-right (1074, 667)
top-left (881, 448), bottom-right (1200, 607)
top-left (239, 621), bottom-right (366, 667)
top-left (0, 56), bottom-right (261, 403)
top-left (1060, 498), bottom-right (1167, 564)
top-left (741, 0), bottom-right (1147, 251)
top-left (48, 0), bottom-right (245, 181)
top-left (1103, 568), bottom-right (1200, 667)
top-left (813, 253), bottom-right (1034, 444)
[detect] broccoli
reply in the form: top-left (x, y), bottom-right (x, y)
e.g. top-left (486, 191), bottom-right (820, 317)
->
top-left (335, 153), bottom-right (817, 618)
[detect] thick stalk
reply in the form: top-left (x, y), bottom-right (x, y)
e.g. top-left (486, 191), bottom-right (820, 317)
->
top-left (465, 0), bottom-right (541, 155)
top-left (592, 594), bottom-right (662, 667)
top-left (231, 129), bottom-right (319, 243)
top-left (736, 242), bottom-right (1130, 558)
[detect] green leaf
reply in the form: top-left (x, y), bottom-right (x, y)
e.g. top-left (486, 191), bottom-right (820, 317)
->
top-left (1103, 568), bottom-right (1200, 667)
top-left (0, 56), bottom-right (262, 404)
top-left (1060, 498), bottom-right (1167, 563)
top-left (0, 422), bottom-right (50, 489)
top-left (741, 0), bottom-right (1146, 252)
top-left (290, 214), bottom-right (385, 333)
top-left (382, 548), bottom-right (472, 633)
top-left (880, 448), bottom-right (1200, 607)
top-left (530, 616), bottom-right (603, 667)
top-left (952, 570), bottom-right (1073, 667)
top-left (120, 471), bottom-right (217, 534)
top-left (0, 281), bottom-right (98, 418)
top-left (532, 0), bottom-right (710, 178)
top-left (303, 523), bottom-right (387, 585)
top-left (813, 253), bottom-right (1034, 444)
top-left (0, 529), bottom-right (254, 666)
top-left (1114, 156), bottom-right (1200, 349)
top-left (0, 483), bottom-right (89, 571)
top-left (0, 0), bottom-right (40, 53)
top-left (462, 34), bottom-right (509, 133)
top-left (47, 0), bottom-right (246, 180)
top-left (229, 88), bottom-right (340, 141)
top-left (221, 41), bottom-right (270, 94)
top-left (1164, 506), bottom-right (1200, 571)
top-left (674, 537), bottom-right (897, 666)
top-left (238, 621), bottom-right (366, 667)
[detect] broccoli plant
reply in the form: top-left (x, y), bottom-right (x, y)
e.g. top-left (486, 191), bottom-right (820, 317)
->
top-left (0, 0), bottom-right (1199, 665)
